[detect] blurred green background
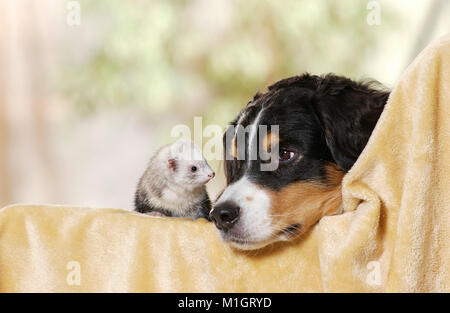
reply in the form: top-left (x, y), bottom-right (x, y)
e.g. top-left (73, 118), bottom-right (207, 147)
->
top-left (0, 0), bottom-right (449, 209)
top-left (60, 0), bottom-right (397, 127)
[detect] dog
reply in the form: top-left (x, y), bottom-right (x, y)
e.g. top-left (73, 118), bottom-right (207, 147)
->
top-left (210, 73), bottom-right (390, 250)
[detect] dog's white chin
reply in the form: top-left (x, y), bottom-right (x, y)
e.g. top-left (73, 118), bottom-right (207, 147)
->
top-left (219, 231), bottom-right (284, 250)
top-left (228, 239), bottom-right (275, 250)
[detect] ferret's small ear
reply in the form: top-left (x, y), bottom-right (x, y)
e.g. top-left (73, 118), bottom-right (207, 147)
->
top-left (168, 158), bottom-right (177, 171)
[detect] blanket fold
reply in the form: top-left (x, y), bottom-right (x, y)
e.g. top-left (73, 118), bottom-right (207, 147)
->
top-left (0, 35), bottom-right (449, 292)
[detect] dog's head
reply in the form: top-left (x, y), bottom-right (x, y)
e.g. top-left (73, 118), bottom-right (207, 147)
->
top-left (210, 73), bottom-right (389, 250)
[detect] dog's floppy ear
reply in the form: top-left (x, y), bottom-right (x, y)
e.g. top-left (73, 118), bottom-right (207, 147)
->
top-left (313, 76), bottom-right (389, 171)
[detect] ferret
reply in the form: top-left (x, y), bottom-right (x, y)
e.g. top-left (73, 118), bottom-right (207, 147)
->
top-left (134, 140), bottom-right (215, 220)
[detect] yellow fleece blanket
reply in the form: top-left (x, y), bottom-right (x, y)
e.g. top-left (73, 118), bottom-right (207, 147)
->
top-left (1, 35), bottom-right (449, 293)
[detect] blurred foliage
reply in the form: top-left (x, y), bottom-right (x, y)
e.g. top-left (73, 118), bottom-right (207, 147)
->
top-left (58, 0), bottom-right (397, 127)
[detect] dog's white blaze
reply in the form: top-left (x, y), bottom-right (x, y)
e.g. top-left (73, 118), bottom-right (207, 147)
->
top-left (216, 176), bottom-right (273, 242)
top-left (235, 111), bottom-right (247, 136)
top-left (246, 107), bottom-right (265, 166)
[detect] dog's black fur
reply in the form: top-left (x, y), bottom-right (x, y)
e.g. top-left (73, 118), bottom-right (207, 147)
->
top-left (210, 73), bottom-right (390, 247)
top-left (223, 73), bottom-right (390, 190)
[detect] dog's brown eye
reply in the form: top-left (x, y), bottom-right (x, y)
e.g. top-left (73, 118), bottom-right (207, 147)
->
top-left (279, 150), bottom-right (295, 162)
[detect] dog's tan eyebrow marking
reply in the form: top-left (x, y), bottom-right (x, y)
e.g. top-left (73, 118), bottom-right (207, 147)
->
top-left (232, 137), bottom-right (238, 159)
top-left (262, 132), bottom-right (279, 152)
top-left (246, 196), bottom-right (253, 201)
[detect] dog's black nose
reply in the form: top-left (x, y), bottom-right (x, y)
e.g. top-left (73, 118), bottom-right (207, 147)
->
top-left (210, 201), bottom-right (240, 232)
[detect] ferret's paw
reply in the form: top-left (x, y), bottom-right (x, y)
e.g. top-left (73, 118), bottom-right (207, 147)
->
top-left (145, 211), bottom-right (166, 218)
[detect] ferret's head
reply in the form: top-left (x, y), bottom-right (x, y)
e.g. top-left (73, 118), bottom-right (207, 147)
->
top-left (167, 140), bottom-right (215, 187)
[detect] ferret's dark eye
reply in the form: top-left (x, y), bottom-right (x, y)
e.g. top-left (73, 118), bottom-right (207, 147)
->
top-left (191, 166), bottom-right (197, 172)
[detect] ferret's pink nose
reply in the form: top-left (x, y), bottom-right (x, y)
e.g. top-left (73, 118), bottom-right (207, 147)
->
top-left (208, 172), bottom-right (215, 179)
